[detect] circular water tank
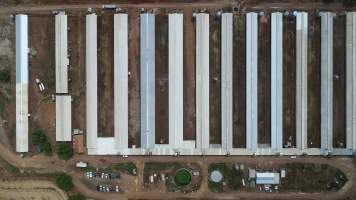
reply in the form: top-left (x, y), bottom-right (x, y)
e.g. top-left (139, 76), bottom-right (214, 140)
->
top-left (210, 170), bottom-right (223, 183)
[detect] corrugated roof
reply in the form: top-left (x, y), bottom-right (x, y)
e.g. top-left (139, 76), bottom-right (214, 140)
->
top-left (86, 13), bottom-right (98, 149)
top-left (168, 13), bottom-right (184, 149)
top-left (15, 14), bottom-right (29, 153)
top-left (55, 12), bottom-right (69, 93)
top-left (256, 172), bottom-right (280, 185)
top-left (246, 12), bottom-right (258, 150)
top-left (221, 13), bottom-right (233, 150)
top-left (140, 13), bottom-right (155, 149)
top-left (56, 95), bottom-right (72, 141)
top-left (195, 13), bottom-right (210, 149)
top-left (114, 13), bottom-right (129, 149)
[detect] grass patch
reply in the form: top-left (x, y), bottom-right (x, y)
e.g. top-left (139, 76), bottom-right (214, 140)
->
top-left (208, 163), bottom-right (244, 192)
top-left (79, 166), bottom-right (96, 173)
top-left (145, 162), bottom-right (181, 172)
top-left (281, 163), bottom-right (348, 192)
top-left (106, 162), bottom-right (137, 175)
top-left (0, 87), bottom-right (11, 117)
top-left (208, 163), bottom-right (229, 192)
top-left (0, 69), bottom-right (10, 83)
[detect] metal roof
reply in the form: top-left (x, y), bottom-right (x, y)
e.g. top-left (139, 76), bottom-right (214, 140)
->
top-left (221, 13), bottom-right (233, 151)
top-left (271, 12), bottom-right (283, 150)
top-left (295, 12), bottom-right (308, 150)
top-left (86, 13), bottom-right (98, 149)
top-left (256, 172), bottom-right (280, 185)
top-left (195, 13), bottom-right (210, 149)
top-left (114, 13), bottom-right (129, 149)
top-left (140, 13), bottom-right (155, 149)
top-left (168, 13), bottom-right (184, 149)
top-left (56, 95), bottom-right (72, 141)
top-left (320, 12), bottom-right (334, 151)
top-left (246, 12), bottom-right (258, 150)
top-left (55, 12), bottom-right (69, 94)
top-left (15, 14), bottom-right (29, 153)
top-left (346, 12), bottom-right (356, 150)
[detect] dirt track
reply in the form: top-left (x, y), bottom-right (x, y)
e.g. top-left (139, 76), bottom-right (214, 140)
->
top-left (0, 179), bottom-right (67, 200)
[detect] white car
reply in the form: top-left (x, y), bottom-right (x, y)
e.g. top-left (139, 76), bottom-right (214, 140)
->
top-left (115, 185), bottom-right (119, 192)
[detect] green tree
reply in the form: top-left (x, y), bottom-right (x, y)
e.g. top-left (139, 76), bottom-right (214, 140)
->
top-left (0, 69), bottom-right (10, 83)
top-left (55, 174), bottom-right (73, 192)
top-left (31, 129), bottom-right (47, 145)
top-left (42, 142), bottom-right (52, 156)
top-left (68, 194), bottom-right (85, 200)
top-left (344, 0), bottom-right (356, 6)
top-left (56, 142), bottom-right (73, 160)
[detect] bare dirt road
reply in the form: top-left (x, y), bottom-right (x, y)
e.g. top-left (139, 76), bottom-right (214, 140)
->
top-left (0, 179), bottom-right (67, 200)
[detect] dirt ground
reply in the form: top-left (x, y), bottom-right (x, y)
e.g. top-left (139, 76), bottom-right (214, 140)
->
top-left (258, 14), bottom-right (271, 146)
top-left (98, 13), bottom-right (115, 137)
top-left (183, 8), bottom-right (196, 141)
top-left (209, 11), bottom-right (222, 145)
top-left (233, 14), bottom-right (246, 148)
top-left (333, 14), bottom-right (346, 148)
top-left (282, 15), bottom-right (296, 147)
top-left (27, 15), bottom-right (56, 151)
top-left (69, 13), bottom-right (86, 134)
top-left (155, 11), bottom-right (169, 145)
top-left (128, 8), bottom-right (141, 147)
top-left (308, 11), bottom-right (321, 148)
top-left (0, 179), bottom-right (67, 200)
top-left (0, 15), bottom-right (16, 150)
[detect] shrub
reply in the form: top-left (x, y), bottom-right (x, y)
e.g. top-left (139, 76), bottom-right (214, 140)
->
top-left (31, 129), bottom-right (47, 145)
top-left (31, 129), bottom-right (52, 156)
top-left (344, 0), bottom-right (356, 6)
top-left (42, 142), bottom-right (52, 156)
top-left (56, 143), bottom-right (73, 160)
top-left (55, 174), bottom-right (73, 192)
top-left (68, 194), bottom-right (85, 200)
top-left (0, 69), bottom-right (10, 83)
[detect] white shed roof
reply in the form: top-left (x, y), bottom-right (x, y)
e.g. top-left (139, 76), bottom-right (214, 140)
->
top-left (295, 12), bottom-right (308, 150)
top-left (271, 12), bottom-right (283, 150)
top-left (56, 95), bottom-right (72, 141)
top-left (114, 13), bottom-right (128, 149)
top-left (168, 13), bottom-right (184, 149)
top-left (346, 12), bottom-right (356, 150)
top-left (246, 12), bottom-right (258, 150)
top-left (320, 12), bottom-right (334, 151)
top-left (140, 13), bottom-right (155, 149)
top-left (195, 13), bottom-right (210, 149)
top-left (86, 13), bottom-right (98, 149)
top-left (55, 12), bottom-right (69, 94)
top-left (256, 172), bottom-right (280, 185)
top-left (221, 13), bottom-right (233, 150)
top-left (16, 14), bottom-right (29, 153)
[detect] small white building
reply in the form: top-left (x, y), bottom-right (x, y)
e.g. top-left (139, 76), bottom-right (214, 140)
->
top-left (256, 172), bottom-right (280, 185)
top-left (75, 161), bottom-right (88, 168)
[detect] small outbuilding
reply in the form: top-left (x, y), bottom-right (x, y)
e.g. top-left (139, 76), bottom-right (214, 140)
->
top-left (256, 172), bottom-right (280, 185)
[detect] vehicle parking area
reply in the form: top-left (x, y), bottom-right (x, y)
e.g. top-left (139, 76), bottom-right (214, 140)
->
top-left (84, 171), bottom-right (122, 193)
